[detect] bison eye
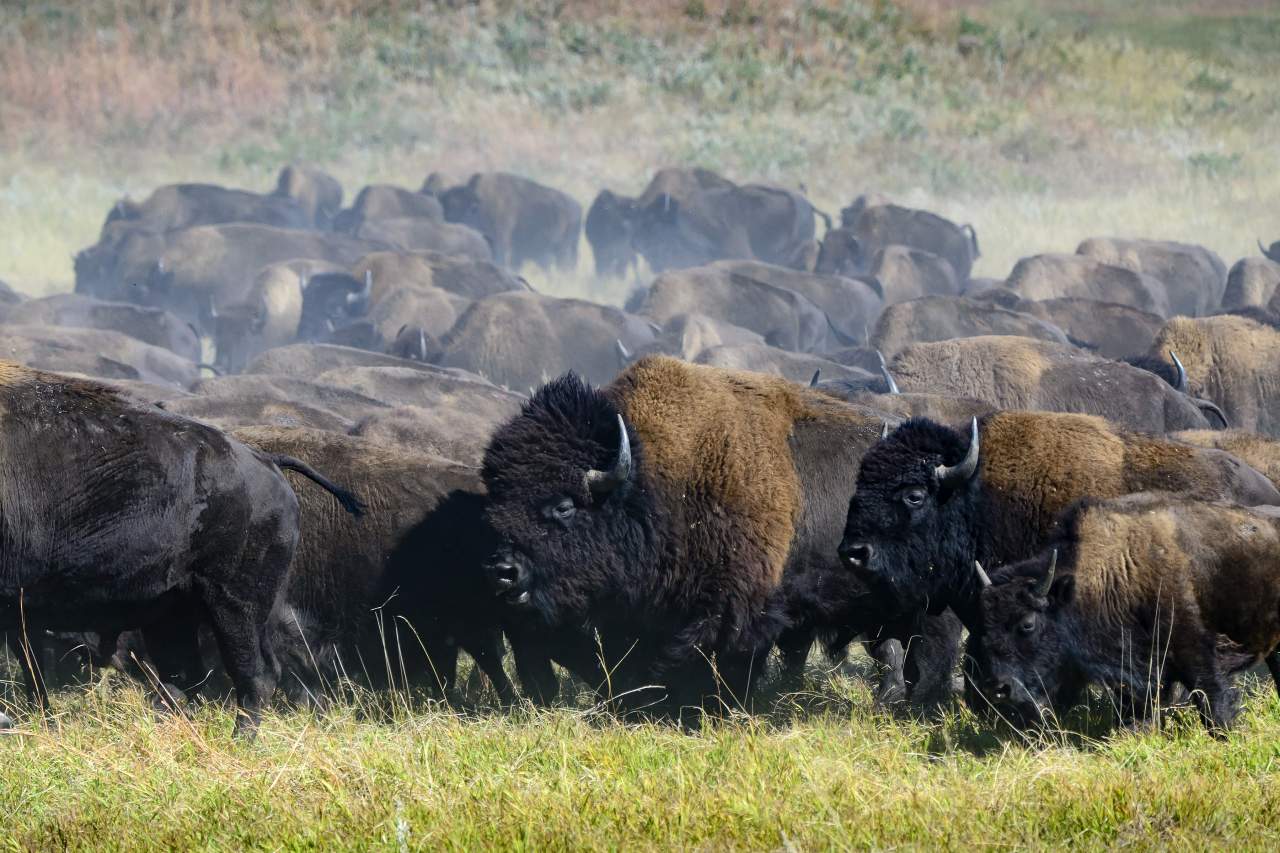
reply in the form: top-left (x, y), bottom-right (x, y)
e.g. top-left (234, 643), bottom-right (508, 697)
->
top-left (546, 497), bottom-right (576, 523)
top-left (1019, 616), bottom-right (1036, 635)
top-left (901, 488), bottom-right (927, 508)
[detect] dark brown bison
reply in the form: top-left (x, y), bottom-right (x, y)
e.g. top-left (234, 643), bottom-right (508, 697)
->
top-left (428, 172), bottom-right (581, 271)
top-left (1146, 315), bottom-right (1280, 437)
top-left (435, 292), bottom-right (657, 390)
top-left (1004, 254), bottom-right (1171, 317)
top-left (0, 361), bottom-right (359, 734)
top-left (586, 167), bottom-right (734, 277)
top-left (847, 203), bottom-right (979, 283)
top-left (231, 427), bottom-right (515, 704)
top-left (274, 165), bottom-right (344, 230)
top-left (352, 217), bottom-right (491, 261)
top-left (971, 493), bottom-right (1280, 730)
top-left (481, 357), bottom-right (959, 715)
top-left (870, 295), bottom-right (1069, 357)
top-left (0, 323), bottom-right (200, 390)
top-left (105, 182), bottom-right (311, 233)
top-left (1076, 237), bottom-right (1227, 317)
top-left (334, 184), bottom-right (444, 232)
top-left (634, 265), bottom-right (833, 353)
top-left (837, 410), bottom-right (1280, 636)
top-left (629, 182), bottom-right (823, 274)
top-left (889, 336), bottom-right (1219, 433)
top-left (1221, 256), bottom-right (1280, 312)
top-left (1016, 297), bottom-right (1164, 360)
top-left (2, 293), bottom-right (201, 362)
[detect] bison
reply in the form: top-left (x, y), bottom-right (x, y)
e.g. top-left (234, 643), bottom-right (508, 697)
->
top-left (970, 493), bottom-right (1280, 730)
top-left (0, 361), bottom-right (360, 734)
top-left (1146, 314), bottom-right (1280, 437)
top-left (888, 336), bottom-right (1221, 433)
top-left (481, 356), bottom-right (956, 715)
top-left (274, 165), bottom-right (344, 230)
top-left (837, 410), bottom-right (1280, 632)
top-left (428, 172), bottom-right (581, 271)
top-left (586, 168), bottom-right (734, 277)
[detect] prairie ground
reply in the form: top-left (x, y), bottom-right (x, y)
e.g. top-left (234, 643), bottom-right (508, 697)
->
top-left (4, 665), bottom-right (1280, 849)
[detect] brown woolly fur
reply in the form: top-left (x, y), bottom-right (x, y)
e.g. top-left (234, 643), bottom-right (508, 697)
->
top-left (979, 411), bottom-right (1280, 552)
top-left (1173, 429), bottom-right (1280, 490)
top-left (0, 358), bottom-right (121, 404)
top-left (977, 493), bottom-right (1280, 729)
top-left (1149, 315), bottom-right (1280, 437)
top-left (608, 357), bottom-right (875, 587)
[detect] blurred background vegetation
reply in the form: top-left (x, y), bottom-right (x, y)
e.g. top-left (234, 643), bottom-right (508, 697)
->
top-left (2, 0), bottom-right (1277, 297)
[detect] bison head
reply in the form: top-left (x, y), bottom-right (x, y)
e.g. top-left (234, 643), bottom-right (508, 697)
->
top-left (838, 417), bottom-right (982, 618)
top-left (585, 190), bottom-right (637, 278)
top-left (481, 373), bottom-right (658, 628)
top-left (968, 550), bottom-right (1078, 726)
top-left (297, 271), bottom-right (370, 342)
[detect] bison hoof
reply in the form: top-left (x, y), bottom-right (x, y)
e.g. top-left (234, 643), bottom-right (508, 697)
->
top-left (873, 677), bottom-right (907, 710)
top-left (0, 712), bottom-right (13, 731)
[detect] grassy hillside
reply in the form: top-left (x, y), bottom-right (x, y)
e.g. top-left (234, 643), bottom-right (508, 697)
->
top-left (2, 0), bottom-right (1278, 299)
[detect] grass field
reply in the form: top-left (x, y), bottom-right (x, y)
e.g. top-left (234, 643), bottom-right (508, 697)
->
top-left (4, 1), bottom-right (1280, 847)
top-left (5, 667), bottom-right (1280, 849)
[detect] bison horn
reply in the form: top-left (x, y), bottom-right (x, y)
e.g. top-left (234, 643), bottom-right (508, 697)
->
top-left (877, 350), bottom-right (900, 395)
top-left (1195, 398), bottom-right (1229, 429)
top-left (585, 414), bottom-right (632, 498)
top-left (416, 329), bottom-right (429, 362)
top-left (809, 369), bottom-right (821, 388)
top-left (974, 560), bottom-right (992, 589)
top-left (934, 417), bottom-right (980, 489)
top-left (1170, 351), bottom-right (1188, 393)
top-left (1261, 239), bottom-right (1270, 257)
top-left (347, 269), bottom-right (373, 306)
top-left (881, 421), bottom-right (890, 439)
top-left (1035, 549), bottom-right (1057, 597)
top-left (616, 338), bottom-right (631, 362)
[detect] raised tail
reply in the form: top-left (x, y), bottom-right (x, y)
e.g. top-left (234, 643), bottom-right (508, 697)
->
top-left (268, 454), bottom-right (367, 517)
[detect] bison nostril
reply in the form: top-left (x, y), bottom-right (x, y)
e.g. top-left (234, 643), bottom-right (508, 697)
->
top-left (991, 681), bottom-right (1011, 701)
top-left (841, 543), bottom-right (874, 571)
top-left (489, 561), bottom-right (523, 589)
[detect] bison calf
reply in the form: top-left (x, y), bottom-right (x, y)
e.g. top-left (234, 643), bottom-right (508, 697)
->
top-left (972, 493), bottom-right (1280, 731)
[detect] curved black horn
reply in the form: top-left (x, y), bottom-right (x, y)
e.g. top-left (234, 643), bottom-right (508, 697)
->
top-left (585, 414), bottom-right (632, 497)
top-left (1170, 351), bottom-right (1188, 393)
top-left (1035, 549), bottom-right (1057, 597)
top-left (809, 369), bottom-right (821, 388)
top-left (934, 417), bottom-right (980, 488)
top-left (1195, 398), bottom-right (1229, 429)
top-left (877, 350), bottom-right (900, 395)
top-left (974, 560), bottom-right (992, 589)
top-left (1261, 239), bottom-right (1270, 257)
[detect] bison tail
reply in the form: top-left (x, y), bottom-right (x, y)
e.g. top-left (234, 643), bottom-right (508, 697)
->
top-left (268, 454), bottom-right (367, 518)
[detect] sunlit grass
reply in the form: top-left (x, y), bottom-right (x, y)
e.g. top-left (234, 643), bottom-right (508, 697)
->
top-left (3, 665), bottom-right (1280, 849)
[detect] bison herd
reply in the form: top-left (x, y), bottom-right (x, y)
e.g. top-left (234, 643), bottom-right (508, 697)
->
top-left (3, 162), bottom-right (1280, 737)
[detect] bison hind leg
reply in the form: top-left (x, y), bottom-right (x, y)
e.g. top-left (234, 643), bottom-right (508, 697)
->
top-left (1265, 650), bottom-right (1280, 701)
